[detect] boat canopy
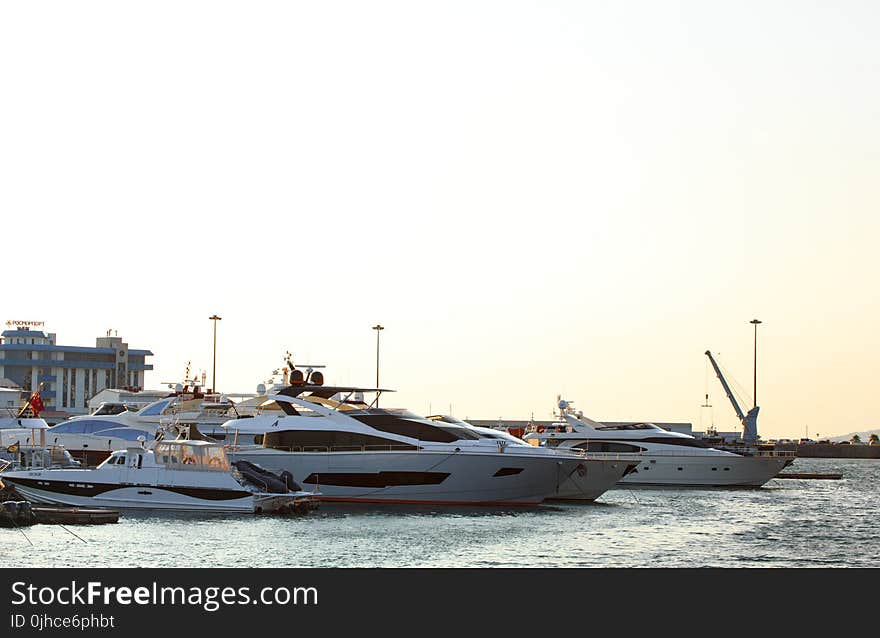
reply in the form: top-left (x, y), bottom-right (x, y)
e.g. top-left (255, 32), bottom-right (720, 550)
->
top-left (152, 440), bottom-right (230, 471)
top-left (277, 385), bottom-right (394, 399)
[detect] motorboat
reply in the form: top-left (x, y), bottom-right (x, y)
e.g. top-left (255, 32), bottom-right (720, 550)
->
top-left (427, 414), bottom-right (641, 501)
top-left (220, 369), bottom-right (633, 505)
top-left (0, 439), bottom-right (318, 513)
top-left (524, 399), bottom-right (794, 488)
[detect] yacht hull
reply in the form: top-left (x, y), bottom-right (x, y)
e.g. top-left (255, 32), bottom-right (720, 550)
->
top-left (3, 477), bottom-right (257, 512)
top-left (227, 449), bottom-right (586, 505)
top-left (549, 458), bottom-right (639, 501)
top-left (619, 453), bottom-right (793, 487)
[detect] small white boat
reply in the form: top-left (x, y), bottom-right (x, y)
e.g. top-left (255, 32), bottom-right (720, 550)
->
top-left (0, 439), bottom-right (318, 513)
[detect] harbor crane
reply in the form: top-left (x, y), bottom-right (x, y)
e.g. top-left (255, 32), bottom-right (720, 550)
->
top-left (704, 350), bottom-right (759, 443)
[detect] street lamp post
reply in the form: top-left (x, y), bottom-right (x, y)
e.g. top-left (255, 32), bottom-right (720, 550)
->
top-left (209, 315), bottom-right (222, 392)
top-left (372, 324), bottom-right (384, 406)
top-left (750, 318), bottom-right (761, 408)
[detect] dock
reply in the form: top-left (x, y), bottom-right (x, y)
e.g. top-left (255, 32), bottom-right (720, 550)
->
top-left (32, 506), bottom-right (119, 525)
top-left (2, 501), bottom-right (119, 527)
top-left (775, 472), bottom-right (843, 480)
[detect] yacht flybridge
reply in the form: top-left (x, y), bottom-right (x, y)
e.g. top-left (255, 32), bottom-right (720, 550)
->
top-left (524, 399), bottom-right (794, 488)
top-left (0, 439), bottom-right (318, 513)
top-left (220, 375), bottom-right (636, 505)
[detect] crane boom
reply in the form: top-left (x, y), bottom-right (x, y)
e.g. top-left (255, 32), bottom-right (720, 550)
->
top-left (704, 350), bottom-right (745, 421)
top-left (705, 350), bottom-right (760, 443)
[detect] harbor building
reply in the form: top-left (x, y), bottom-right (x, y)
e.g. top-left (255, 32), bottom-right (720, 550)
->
top-left (0, 321), bottom-right (154, 416)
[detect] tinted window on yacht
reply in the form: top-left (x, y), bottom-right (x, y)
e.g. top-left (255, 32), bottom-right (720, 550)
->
top-left (263, 430), bottom-right (417, 451)
top-left (98, 428), bottom-right (150, 441)
top-left (594, 423), bottom-right (659, 431)
top-left (352, 414), bottom-right (481, 442)
top-left (575, 441), bottom-right (646, 453)
top-left (50, 420), bottom-right (117, 435)
top-left (639, 437), bottom-right (711, 448)
top-left (277, 402), bottom-right (300, 416)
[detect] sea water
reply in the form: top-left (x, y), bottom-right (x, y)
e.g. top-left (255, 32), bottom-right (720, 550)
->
top-left (3, 458), bottom-right (877, 568)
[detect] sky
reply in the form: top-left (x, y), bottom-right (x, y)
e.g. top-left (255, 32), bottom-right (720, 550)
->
top-left (1, 1), bottom-right (877, 439)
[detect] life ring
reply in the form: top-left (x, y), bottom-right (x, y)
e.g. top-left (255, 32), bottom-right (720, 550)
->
top-left (536, 425), bottom-right (545, 433)
top-left (208, 457), bottom-right (222, 467)
top-left (183, 456), bottom-right (196, 465)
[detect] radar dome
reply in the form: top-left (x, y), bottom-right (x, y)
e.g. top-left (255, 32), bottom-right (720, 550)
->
top-left (256, 383), bottom-right (267, 394)
top-left (175, 383), bottom-right (184, 393)
top-left (310, 371), bottom-right (324, 386)
top-left (558, 399), bottom-right (568, 410)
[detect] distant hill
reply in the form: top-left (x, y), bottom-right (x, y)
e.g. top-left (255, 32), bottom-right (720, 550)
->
top-left (826, 428), bottom-right (880, 443)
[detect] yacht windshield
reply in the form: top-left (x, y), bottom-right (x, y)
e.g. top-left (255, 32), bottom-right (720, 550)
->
top-left (594, 423), bottom-right (662, 431)
top-left (91, 403), bottom-right (130, 416)
top-left (303, 395), bottom-right (369, 412)
top-left (352, 413), bottom-right (481, 442)
top-left (153, 442), bottom-right (230, 471)
top-left (137, 398), bottom-right (176, 417)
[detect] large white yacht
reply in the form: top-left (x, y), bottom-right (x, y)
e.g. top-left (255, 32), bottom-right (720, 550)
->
top-left (426, 414), bottom-right (641, 501)
top-left (523, 399), bottom-right (794, 488)
top-left (220, 373), bottom-right (634, 505)
top-left (0, 439), bottom-right (317, 513)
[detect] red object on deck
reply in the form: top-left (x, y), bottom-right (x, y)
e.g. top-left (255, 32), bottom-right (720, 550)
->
top-left (30, 391), bottom-right (45, 416)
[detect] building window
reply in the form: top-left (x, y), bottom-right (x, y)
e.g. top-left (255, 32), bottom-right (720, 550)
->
top-left (62, 369), bottom-right (68, 408)
top-left (70, 368), bottom-right (77, 408)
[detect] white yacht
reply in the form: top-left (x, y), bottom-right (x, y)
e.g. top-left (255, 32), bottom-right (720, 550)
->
top-left (523, 400), bottom-right (794, 488)
top-left (427, 414), bottom-right (641, 501)
top-left (220, 373), bottom-right (635, 505)
top-left (43, 386), bottom-right (252, 465)
top-left (0, 439), bottom-right (317, 513)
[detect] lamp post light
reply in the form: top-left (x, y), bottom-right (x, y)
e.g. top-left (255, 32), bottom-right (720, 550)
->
top-left (750, 318), bottom-right (762, 408)
top-left (372, 324), bottom-right (384, 406)
top-left (209, 315), bottom-right (222, 392)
